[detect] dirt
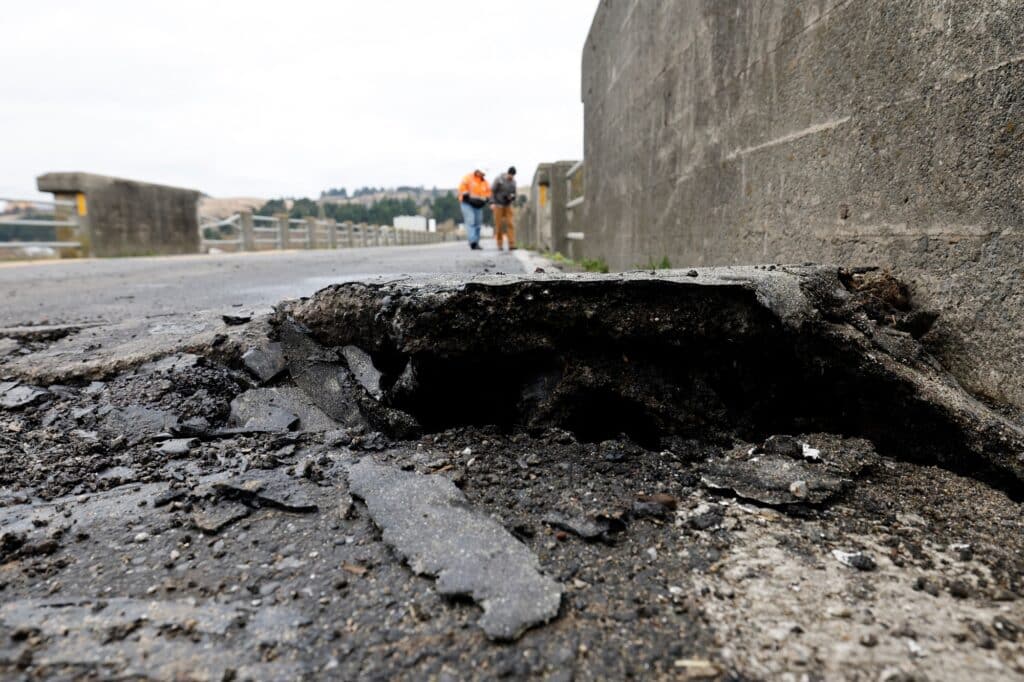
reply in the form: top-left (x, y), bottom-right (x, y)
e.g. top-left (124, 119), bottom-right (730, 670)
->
top-left (0, 266), bottom-right (1021, 680)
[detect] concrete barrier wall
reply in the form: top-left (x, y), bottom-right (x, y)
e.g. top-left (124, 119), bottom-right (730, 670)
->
top-left (581, 0), bottom-right (1024, 409)
top-left (517, 161), bottom-right (580, 254)
top-left (38, 172), bottom-right (201, 257)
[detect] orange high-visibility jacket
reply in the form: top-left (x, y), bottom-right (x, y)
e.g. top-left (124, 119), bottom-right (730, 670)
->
top-left (458, 173), bottom-right (492, 202)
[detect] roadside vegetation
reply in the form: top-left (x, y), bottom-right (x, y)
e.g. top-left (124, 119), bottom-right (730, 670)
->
top-left (543, 251), bottom-right (610, 273)
top-left (255, 188), bottom-right (491, 226)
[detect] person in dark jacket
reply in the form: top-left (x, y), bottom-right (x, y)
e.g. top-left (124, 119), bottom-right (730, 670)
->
top-left (490, 166), bottom-right (517, 251)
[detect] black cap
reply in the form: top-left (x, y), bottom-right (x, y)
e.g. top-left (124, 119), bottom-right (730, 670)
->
top-left (508, 166), bottom-right (516, 175)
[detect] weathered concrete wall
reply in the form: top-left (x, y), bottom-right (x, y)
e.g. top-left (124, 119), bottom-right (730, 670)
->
top-left (38, 172), bottom-right (201, 257)
top-left (581, 0), bottom-right (1024, 409)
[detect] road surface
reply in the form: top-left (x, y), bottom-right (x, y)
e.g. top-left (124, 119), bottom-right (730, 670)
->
top-left (0, 243), bottom-right (526, 326)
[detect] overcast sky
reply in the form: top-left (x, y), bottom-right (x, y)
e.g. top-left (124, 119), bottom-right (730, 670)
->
top-left (1, 1), bottom-right (598, 200)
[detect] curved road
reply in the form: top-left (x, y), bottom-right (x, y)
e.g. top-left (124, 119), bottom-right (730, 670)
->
top-left (0, 243), bottom-right (526, 327)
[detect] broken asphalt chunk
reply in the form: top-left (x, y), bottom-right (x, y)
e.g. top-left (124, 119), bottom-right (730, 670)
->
top-left (229, 390), bottom-right (299, 431)
top-left (157, 438), bottom-right (197, 456)
top-left (347, 460), bottom-right (561, 640)
top-left (192, 500), bottom-right (251, 534)
top-left (279, 321), bottom-right (376, 430)
top-left (101, 406), bottom-right (179, 438)
top-left (701, 456), bottom-right (847, 505)
top-left (340, 345), bottom-right (383, 400)
top-left (228, 387), bottom-right (339, 432)
top-left (832, 549), bottom-right (877, 571)
top-left (222, 312), bottom-right (253, 326)
top-left (0, 337), bottom-right (21, 357)
top-left (212, 470), bottom-right (318, 512)
top-left (631, 493), bottom-right (678, 518)
top-left (542, 511), bottom-right (619, 542)
top-left (279, 319), bottom-right (419, 437)
top-left (0, 383), bottom-right (48, 409)
top-left (242, 342), bottom-right (286, 383)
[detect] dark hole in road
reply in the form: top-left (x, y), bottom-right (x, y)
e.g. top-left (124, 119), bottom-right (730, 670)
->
top-left (289, 276), bottom-right (1007, 487)
top-left (382, 328), bottom-right (969, 469)
top-left (278, 272), bottom-right (1024, 499)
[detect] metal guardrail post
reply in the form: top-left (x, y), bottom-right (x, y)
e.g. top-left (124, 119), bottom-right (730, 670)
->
top-left (239, 211), bottom-right (255, 251)
top-left (344, 221), bottom-right (354, 247)
top-left (327, 219), bottom-right (338, 249)
top-left (276, 213), bottom-right (290, 249)
top-left (359, 223), bottom-right (369, 247)
top-left (305, 217), bottom-right (317, 249)
top-left (373, 225), bottom-right (381, 247)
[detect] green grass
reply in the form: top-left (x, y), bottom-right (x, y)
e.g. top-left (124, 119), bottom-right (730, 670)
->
top-left (541, 251), bottom-right (610, 273)
top-left (580, 257), bottom-right (610, 273)
top-left (638, 255), bottom-right (672, 270)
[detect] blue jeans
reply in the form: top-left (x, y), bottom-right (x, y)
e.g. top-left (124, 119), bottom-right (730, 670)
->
top-left (461, 203), bottom-right (482, 244)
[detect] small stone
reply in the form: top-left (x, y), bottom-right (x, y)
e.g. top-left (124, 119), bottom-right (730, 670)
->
top-left (632, 493), bottom-right (677, 517)
top-left (157, 438), bottom-right (197, 456)
top-left (543, 511), bottom-right (614, 542)
top-left (992, 589), bottom-right (1017, 602)
top-left (832, 549), bottom-right (876, 571)
top-left (222, 313), bottom-right (252, 325)
top-left (948, 579), bottom-right (972, 599)
top-left (966, 620), bottom-right (995, 649)
top-left (673, 659), bottom-right (719, 677)
top-left (460, 447), bottom-right (472, 457)
top-left (133, 532), bottom-right (150, 543)
top-left (912, 576), bottom-right (941, 597)
top-left (759, 435), bottom-right (803, 458)
top-left (688, 503), bottom-right (725, 530)
top-left (949, 543), bottom-right (973, 561)
top-left (992, 615), bottom-right (1020, 642)
top-left (789, 480), bottom-right (808, 498)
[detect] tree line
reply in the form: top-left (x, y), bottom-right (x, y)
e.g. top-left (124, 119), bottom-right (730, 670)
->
top-left (256, 192), bottom-right (491, 226)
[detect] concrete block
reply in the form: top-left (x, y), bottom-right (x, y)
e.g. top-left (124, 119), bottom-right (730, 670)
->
top-left (37, 172), bottom-right (201, 257)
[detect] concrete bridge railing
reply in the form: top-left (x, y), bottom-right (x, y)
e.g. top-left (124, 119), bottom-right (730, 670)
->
top-left (200, 211), bottom-right (454, 253)
top-left (515, 160), bottom-right (583, 258)
top-left (0, 196), bottom-right (86, 258)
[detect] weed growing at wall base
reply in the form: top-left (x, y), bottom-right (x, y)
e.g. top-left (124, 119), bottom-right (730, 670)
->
top-left (542, 251), bottom-right (610, 273)
top-left (637, 256), bottom-right (672, 270)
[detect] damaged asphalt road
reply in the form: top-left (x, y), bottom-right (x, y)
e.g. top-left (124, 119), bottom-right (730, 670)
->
top-left (0, 266), bottom-right (1023, 680)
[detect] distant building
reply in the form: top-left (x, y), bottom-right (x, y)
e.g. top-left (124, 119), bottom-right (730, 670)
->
top-left (393, 215), bottom-right (436, 232)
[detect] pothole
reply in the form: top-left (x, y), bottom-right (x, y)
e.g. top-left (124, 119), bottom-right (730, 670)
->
top-left (280, 266), bottom-right (1024, 490)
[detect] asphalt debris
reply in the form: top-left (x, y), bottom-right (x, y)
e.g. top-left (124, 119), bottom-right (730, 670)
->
top-left (348, 460), bottom-right (562, 641)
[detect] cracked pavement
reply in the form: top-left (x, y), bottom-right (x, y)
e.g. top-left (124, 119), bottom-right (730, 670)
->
top-left (0, 263), bottom-right (1022, 680)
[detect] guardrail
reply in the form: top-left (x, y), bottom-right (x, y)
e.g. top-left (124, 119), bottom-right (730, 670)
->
top-left (0, 197), bottom-right (84, 257)
top-left (199, 210), bottom-right (455, 253)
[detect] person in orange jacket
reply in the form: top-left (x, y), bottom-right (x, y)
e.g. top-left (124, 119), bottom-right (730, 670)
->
top-left (458, 168), bottom-right (491, 250)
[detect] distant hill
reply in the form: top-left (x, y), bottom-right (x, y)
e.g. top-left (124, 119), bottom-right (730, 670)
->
top-left (199, 197), bottom-right (266, 220)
